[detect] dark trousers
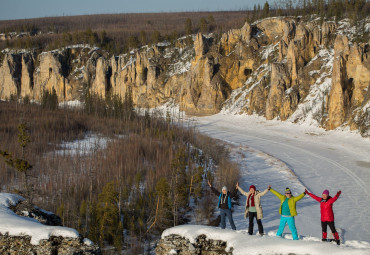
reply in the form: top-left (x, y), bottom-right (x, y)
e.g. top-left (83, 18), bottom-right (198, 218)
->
top-left (321, 221), bottom-right (339, 240)
top-left (220, 208), bottom-right (236, 230)
top-left (248, 211), bottom-right (263, 235)
top-left (321, 221), bottom-right (337, 233)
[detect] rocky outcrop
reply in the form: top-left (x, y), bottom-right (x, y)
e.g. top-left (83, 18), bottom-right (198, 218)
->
top-left (0, 195), bottom-right (101, 255)
top-left (0, 17), bottom-right (368, 135)
top-left (0, 54), bottom-right (21, 99)
top-left (33, 51), bottom-right (73, 101)
top-left (10, 199), bottom-right (62, 226)
top-left (155, 234), bottom-right (232, 255)
top-left (327, 35), bottom-right (370, 132)
top-left (0, 234), bottom-right (100, 255)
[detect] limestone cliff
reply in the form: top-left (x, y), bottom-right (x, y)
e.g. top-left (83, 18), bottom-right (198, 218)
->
top-left (0, 17), bottom-right (368, 136)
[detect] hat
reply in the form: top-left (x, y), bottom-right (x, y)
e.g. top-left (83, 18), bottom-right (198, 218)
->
top-left (249, 185), bottom-right (256, 190)
top-left (322, 190), bottom-right (329, 195)
top-left (285, 187), bottom-right (291, 194)
top-left (222, 186), bottom-right (228, 191)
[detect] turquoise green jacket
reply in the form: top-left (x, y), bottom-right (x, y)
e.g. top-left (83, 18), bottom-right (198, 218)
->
top-left (270, 188), bottom-right (305, 216)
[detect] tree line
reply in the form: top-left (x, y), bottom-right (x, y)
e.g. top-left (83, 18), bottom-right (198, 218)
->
top-left (0, 95), bottom-right (240, 253)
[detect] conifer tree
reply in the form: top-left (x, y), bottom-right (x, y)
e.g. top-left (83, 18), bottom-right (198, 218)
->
top-left (96, 181), bottom-right (123, 250)
top-left (185, 18), bottom-right (193, 35)
top-left (199, 17), bottom-right (208, 34)
top-left (0, 123), bottom-right (33, 198)
top-left (263, 1), bottom-right (270, 18)
top-left (170, 149), bottom-right (189, 226)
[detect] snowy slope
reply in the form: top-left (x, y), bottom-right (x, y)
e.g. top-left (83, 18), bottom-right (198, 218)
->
top-left (194, 114), bottom-right (370, 242)
top-left (161, 113), bottom-right (370, 254)
top-left (0, 193), bottom-right (80, 245)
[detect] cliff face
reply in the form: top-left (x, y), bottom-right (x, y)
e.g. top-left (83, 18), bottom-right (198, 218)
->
top-left (0, 17), bottom-right (369, 135)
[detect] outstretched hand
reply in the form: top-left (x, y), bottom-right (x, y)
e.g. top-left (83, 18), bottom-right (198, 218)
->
top-left (268, 185), bottom-right (271, 190)
top-left (236, 182), bottom-right (239, 189)
top-left (336, 190), bottom-right (341, 197)
top-left (207, 180), bottom-right (212, 188)
top-left (304, 189), bottom-right (309, 194)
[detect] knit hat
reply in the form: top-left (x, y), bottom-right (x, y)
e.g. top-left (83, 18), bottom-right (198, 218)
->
top-left (285, 187), bottom-right (291, 194)
top-left (249, 185), bottom-right (256, 191)
top-left (322, 190), bottom-right (329, 195)
top-left (222, 186), bottom-right (228, 191)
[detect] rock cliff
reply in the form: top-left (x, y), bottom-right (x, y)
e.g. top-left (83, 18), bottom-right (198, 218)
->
top-left (0, 17), bottom-right (369, 135)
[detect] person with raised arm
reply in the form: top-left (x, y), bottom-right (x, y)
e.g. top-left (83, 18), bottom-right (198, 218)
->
top-left (305, 188), bottom-right (341, 245)
top-left (236, 182), bottom-right (270, 236)
top-left (269, 186), bottom-right (305, 240)
top-left (208, 180), bottom-right (237, 230)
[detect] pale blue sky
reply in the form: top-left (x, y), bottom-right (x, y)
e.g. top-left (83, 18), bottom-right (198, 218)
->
top-left (0, 0), bottom-right (272, 20)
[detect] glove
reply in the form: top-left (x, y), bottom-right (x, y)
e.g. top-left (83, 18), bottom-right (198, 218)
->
top-left (336, 190), bottom-right (341, 197)
top-left (304, 189), bottom-right (309, 195)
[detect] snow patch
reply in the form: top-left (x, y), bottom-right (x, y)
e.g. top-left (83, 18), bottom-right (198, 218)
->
top-left (58, 100), bottom-right (83, 109)
top-left (54, 133), bottom-right (110, 156)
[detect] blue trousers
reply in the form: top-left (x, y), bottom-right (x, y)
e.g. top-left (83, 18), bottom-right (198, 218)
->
top-left (276, 216), bottom-right (298, 240)
top-left (220, 208), bottom-right (236, 230)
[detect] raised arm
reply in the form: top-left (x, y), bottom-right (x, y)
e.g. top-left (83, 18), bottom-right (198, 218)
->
top-left (330, 190), bottom-right (341, 203)
top-left (305, 189), bottom-right (321, 202)
top-left (294, 192), bottom-right (306, 202)
top-left (208, 181), bottom-right (220, 196)
top-left (258, 188), bottom-right (269, 197)
top-left (230, 187), bottom-right (238, 198)
top-left (270, 188), bottom-right (284, 200)
top-left (237, 186), bottom-right (250, 196)
top-left (210, 186), bottom-right (220, 196)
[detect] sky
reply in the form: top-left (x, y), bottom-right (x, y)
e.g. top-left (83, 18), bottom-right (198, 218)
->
top-left (0, 0), bottom-right (272, 21)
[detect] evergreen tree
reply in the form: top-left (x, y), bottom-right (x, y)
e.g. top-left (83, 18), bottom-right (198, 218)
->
top-left (0, 123), bottom-right (33, 198)
top-left (185, 18), bottom-right (193, 35)
top-left (97, 181), bottom-right (122, 248)
top-left (263, 1), bottom-right (270, 18)
top-left (199, 17), bottom-right (208, 34)
top-left (170, 149), bottom-right (189, 226)
top-left (127, 35), bottom-right (139, 50)
top-left (139, 30), bottom-right (147, 46)
top-left (41, 88), bottom-right (58, 110)
top-left (154, 177), bottom-right (172, 230)
top-left (151, 30), bottom-right (161, 44)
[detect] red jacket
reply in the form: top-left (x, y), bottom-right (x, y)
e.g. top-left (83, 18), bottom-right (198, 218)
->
top-left (307, 192), bottom-right (340, 222)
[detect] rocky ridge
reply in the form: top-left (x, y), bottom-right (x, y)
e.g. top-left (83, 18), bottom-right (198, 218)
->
top-left (0, 194), bottom-right (101, 255)
top-left (155, 234), bottom-right (232, 255)
top-left (0, 17), bottom-right (369, 136)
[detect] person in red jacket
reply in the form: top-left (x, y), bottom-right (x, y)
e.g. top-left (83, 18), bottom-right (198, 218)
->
top-left (305, 188), bottom-right (341, 245)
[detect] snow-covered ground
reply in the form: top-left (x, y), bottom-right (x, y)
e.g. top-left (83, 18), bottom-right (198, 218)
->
top-left (163, 225), bottom-right (370, 255)
top-left (164, 113), bottom-right (370, 254)
top-left (0, 193), bottom-right (81, 245)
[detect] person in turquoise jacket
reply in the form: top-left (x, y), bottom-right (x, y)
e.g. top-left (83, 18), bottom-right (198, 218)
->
top-left (269, 186), bottom-right (305, 240)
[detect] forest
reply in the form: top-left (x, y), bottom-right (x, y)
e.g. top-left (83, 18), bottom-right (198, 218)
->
top-left (0, 93), bottom-right (240, 254)
top-left (0, 0), bottom-right (368, 56)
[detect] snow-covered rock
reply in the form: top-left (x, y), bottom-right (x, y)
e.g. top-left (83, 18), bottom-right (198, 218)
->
top-left (0, 193), bottom-right (101, 254)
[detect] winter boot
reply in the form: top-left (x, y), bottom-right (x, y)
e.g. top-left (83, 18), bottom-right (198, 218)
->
top-left (322, 232), bottom-right (327, 242)
top-left (333, 232), bottom-right (340, 245)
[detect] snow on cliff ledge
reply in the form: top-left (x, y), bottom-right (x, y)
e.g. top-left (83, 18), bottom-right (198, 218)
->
top-left (0, 193), bottom-right (79, 245)
top-left (162, 225), bottom-right (370, 255)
